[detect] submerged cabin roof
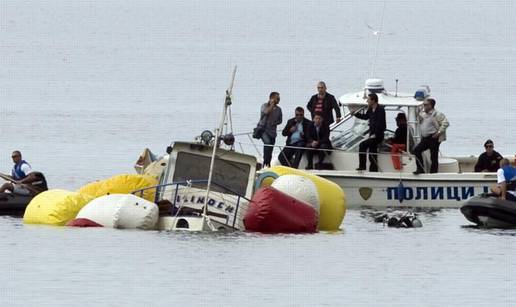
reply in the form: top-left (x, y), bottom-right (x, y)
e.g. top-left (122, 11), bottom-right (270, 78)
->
top-left (339, 91), bottom-right (425, 107)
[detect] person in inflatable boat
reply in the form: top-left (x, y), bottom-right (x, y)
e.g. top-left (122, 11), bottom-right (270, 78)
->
top-left (490, 158), bottom-right (516, 201)
top-left (0, 151), bottom-right (48, 196)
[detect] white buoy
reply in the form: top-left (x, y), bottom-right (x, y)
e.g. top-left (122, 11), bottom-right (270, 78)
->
top-left (271, 174), bottom-right (320, 213)
top-left (76, 194), bottom-right (159, 230)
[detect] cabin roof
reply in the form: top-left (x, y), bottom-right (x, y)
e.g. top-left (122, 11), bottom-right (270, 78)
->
top-left (338, 91), bottom-right (425, 107)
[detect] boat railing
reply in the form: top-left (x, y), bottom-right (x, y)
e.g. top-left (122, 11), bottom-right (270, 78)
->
top-left (329, 105), bottom-right (367, 132)
top-left (232, 140), bottom-right (423, 171)
top-left (132, 180), bottom-right (251, 229)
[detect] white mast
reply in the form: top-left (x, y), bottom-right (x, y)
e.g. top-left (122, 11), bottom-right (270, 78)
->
top-left (203, 66), bottom-right (237, 215)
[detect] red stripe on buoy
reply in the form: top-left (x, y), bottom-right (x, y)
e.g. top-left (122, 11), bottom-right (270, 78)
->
top-left (244, 186), bottom-right (317, 233)
top-left (66, 218), bottom-right (103, 227)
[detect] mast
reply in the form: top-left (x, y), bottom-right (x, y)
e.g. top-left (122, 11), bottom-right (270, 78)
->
top-left (203, 66), bottom-right (237, 215)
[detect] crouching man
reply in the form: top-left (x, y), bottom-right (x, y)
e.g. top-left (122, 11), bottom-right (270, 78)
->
top-left (278, 107), bottom-right (311, 169)
top-left (306, 113), bottom-right (332, 170)
top-left (491, 158), bottom-right (516, 201)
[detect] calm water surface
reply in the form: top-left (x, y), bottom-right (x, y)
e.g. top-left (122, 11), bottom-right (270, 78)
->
top-left (1, 0), bottom-right (515, 306)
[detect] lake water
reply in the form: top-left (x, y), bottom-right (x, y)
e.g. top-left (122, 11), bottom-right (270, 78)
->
top-left (1, 0), bottom-right (515, 306)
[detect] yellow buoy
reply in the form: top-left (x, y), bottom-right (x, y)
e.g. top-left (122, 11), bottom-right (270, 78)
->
top-left (23, 189), bottom-right (94, 226)
top-left (79, 174), bottom-right (158, 201)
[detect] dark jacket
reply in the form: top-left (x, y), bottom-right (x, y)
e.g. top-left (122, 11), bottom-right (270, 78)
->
top-left (392, 124), bottom-right (408, 145)
top-left (306, 93), bottom-right (342, 126)
top-left (307, 123), bottom-right (332, 147)
top-left (354, 105), bottom-right (386, 139)
top-left (474, 151), bottom-right (503, 172)
top-left (282, 117), bottom-right (311, 145)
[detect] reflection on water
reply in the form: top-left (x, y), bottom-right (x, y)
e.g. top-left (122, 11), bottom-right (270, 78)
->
top-left (2, 210), bottom-right (516, 306)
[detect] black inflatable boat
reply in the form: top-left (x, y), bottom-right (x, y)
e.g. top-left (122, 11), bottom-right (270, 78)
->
top-left (461, 196), bottom-right (516, 228)
top-left (0, 192), bottom-right (33, 217)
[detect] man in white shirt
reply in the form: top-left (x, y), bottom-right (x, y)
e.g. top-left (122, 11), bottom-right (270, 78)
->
top-left (491, 158), bottom-right (516, 201)
top-left (413, 98), bottom-right (449, 174)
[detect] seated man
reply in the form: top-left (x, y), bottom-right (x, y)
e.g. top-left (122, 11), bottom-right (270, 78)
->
top-left (306, 113), bottom-right (332, 170)
top-left (0, 151), bottom-right (48, 196)
top-left (278, 107), bottom-right (311, 169)
top-left (490, 158), bottom-right (516, 201)
top-left (474, 139), bottom-right (503, 172)
top-left (386, 113), bottom-right (408, 170)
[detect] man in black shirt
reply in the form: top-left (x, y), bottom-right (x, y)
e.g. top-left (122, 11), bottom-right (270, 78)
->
top-left (306, 81), bottom-right (342, 130)
top-left (474, 139), bottom-right (503, 172)
top-left (353, 93), bottom-right (386, 172)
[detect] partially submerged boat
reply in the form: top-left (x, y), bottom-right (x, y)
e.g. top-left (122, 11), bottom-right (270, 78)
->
top-left (258, 79), bottom-right (511, 209)
top-left (133, 67), bottom-right (256, 232)
top-left (461, 196), bottom-right (516, 228)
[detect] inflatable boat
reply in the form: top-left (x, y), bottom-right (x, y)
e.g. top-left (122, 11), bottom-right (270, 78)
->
top-left (460, 196), bottom-right (516, 228)
top-left (0, 193), bottom-right (33, 216)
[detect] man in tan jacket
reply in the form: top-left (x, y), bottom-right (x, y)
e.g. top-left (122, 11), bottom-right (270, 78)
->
top-left (413, 98), bottom-right (449, 174)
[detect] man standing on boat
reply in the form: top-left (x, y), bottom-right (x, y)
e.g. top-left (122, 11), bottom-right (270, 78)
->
top-left (278, 107), bottom-right (311, 169)
top-left (413, 98), bottom-right (449, 174)
top-left (306, 81), bottom-right (341, 130)
top-left (353, 93), bottom-right (386, 172)
top-left (259, 92), bottom-right (282, 168)
top-left (0, 151), bottom-right (48, 196)
top-left (474, 139), bottom-right (503, 172)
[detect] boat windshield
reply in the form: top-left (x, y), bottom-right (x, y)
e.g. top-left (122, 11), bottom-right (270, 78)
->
top-left (331, 106), bottom-right (413, 151)
top-left (172, 152), bottom-right (251, 196)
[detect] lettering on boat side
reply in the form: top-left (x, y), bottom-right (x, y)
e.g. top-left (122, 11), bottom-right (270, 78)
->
top-left (174, 194), bottom-right (235, 213)
top-left (386, 186), bottom-right (489, 202)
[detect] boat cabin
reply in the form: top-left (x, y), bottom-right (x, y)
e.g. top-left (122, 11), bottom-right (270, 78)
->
top-left (153, 141), bottom-right (257, 230)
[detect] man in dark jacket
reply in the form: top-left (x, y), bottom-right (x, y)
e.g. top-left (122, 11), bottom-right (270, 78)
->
top-left (474, 139), bottom-right (503, 172)
top-left (306, 113), bottom-right (332, 170)
top-left (278, 107), bottom-right (311, 169)
top-left (306, 81), bottom-right (341, 129)
top-left (353, 93), bottom-right (386, 172)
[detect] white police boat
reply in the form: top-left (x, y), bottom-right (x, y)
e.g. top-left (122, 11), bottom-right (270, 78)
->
top-left (264, 79), bottom-right (511, 209)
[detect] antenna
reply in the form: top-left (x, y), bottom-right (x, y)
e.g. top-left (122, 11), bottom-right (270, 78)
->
top-left (369, 0), bottom-right (387, 77)
top-left (203, 66), bottom-right (237, 215)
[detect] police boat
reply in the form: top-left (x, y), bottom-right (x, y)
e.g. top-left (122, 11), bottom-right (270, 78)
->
top-left (460, 195), bottom-right (516, 228)
top-left (248, 78), bottom-right (514, 210)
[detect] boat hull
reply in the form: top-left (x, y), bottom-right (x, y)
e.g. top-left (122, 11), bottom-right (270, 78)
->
top-left (311, 171), bottom-right (495, 209)
top-left (158, 215), bottom-right (235, 231)
top-left (461, 196), bottom-right (516, 228)
top-left (0, 193), bottom-right (32, 216)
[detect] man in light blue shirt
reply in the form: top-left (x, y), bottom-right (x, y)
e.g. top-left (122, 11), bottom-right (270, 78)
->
top-left (278, 107), bottom-right (310, 169)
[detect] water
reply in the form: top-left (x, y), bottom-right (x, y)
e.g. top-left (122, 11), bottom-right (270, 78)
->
top-left (1, 0), bottom-right (515, 306)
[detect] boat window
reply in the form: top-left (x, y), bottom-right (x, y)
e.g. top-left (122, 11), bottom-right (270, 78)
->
top-left (172, 152), bottom-right (250, 196)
